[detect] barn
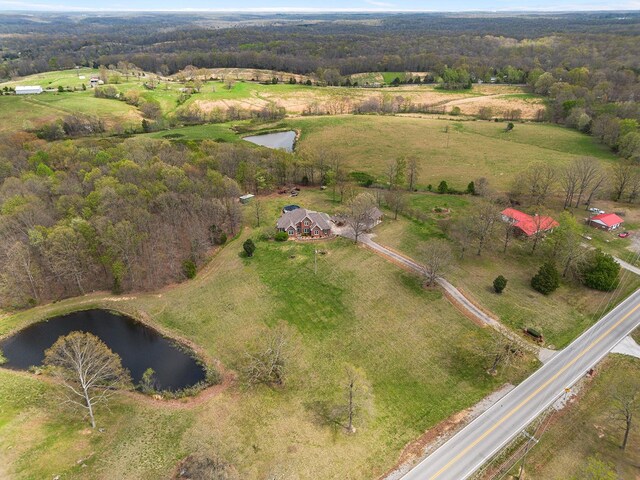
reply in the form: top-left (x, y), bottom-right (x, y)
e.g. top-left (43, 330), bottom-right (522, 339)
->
top-left (15, 86), bottom-right (43, 95)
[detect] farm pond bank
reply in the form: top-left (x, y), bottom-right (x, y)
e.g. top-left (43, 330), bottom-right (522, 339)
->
top-left (243, 130), bottom-right (296, 152)
top-left (0, 309), bottom-right (206, 391)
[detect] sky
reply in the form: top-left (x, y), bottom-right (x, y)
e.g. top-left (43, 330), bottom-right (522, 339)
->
top-left (0, 0), bottom-right (639, 12)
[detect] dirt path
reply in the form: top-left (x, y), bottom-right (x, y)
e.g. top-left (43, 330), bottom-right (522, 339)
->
top-left (334, 226), bottom-right (554, 362)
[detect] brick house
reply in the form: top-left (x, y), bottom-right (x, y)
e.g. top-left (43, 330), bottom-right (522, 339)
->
top-left (276, 208), bottom-right (332, 238)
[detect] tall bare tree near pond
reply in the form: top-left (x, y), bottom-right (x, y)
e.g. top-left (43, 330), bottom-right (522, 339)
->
top-left (44, 332), bottom-right (131, 428)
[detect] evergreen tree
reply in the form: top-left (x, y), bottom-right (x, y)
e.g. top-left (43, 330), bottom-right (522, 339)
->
top-left (437, 180), bottom-right (449, 194)
top-left (493, 275), bottom-right (508, 293)
top-left (580, 249), bottom-right (620, 291)
top-left (531, 262), bottom-right (560, 295)
top-left (243, 239), bottom-right (256, 257)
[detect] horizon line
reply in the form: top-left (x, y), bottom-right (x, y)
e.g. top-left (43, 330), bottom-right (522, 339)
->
top-left (1, 7), bottom-right (640, 13)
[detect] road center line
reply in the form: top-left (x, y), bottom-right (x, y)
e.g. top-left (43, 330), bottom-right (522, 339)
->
top-left (429, 301), bottom-right (640, 479)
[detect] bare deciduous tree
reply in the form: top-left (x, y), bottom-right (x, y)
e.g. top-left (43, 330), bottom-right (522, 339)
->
top-left (611, 162), bottom-right (638, 202)
top-left (528, 211), bottom-right (554, 254)
top-left (573, 157), bottom-right (602, 208)
top-left (560, 161), bottom-right (580, 209)
top-left (385, 188), bottom-right (408, 220)
top-left (253, 198), bottom-right (264, 227)
top-left (244, 329), bottom-right (287, 387)
top-left (471, 202), bottom-right (500, 256)
top-left (513, 163), bottom-right (556, 206)
top-left (502, 220), bottom-right (513, 254)
top-left (342, 366), bottom-right (371, 434)
top-left (584, 169), bottom-right (607, 211)
top-left (407, 156), bottom-right (419, 191)
top-left (474, 177), bottom-right (490, 197)
top-left (611, 380), bottom-right (639, 450)
top-left (344, 192), bottom-right (377, 243)
top-left (477, 329), bottom-right (522, 375)
top-left (418, 239), bottom-right (453, 286)
top-left (527, 163), bottom-right (557, 205)
top-left (450, 217), bottom-right (475, 260)
top-left (44, 332), bottom-right (131, 428)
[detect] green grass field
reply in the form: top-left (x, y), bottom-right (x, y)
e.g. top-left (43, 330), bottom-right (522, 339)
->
top-left (285, 115), bottom-right (618, 191)
top-left (0, 200), bottom-right (534, 479)
top-left (522, 355), bottom-right (640, 479)
top-left (1, 68), bottom-right (103, 89)
top-left (0, 91), bottom-right (141, 133)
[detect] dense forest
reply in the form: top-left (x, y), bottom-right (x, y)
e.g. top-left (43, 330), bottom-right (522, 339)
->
top-left (1, 12), bottom-right (639, 79)
top-left (0, 134), bottom-right (297, 307)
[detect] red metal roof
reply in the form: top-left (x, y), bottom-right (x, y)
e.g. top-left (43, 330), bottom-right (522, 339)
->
top-left (502, 208), bottom-right (559, 237)
top-left (590, 213), bottom-right (624, 227)
top-left (502, 208), bottom-right (531, 223)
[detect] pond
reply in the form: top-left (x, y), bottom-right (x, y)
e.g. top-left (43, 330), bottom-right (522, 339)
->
top-left (243, 130), bottom-right (296, 152)
top-left (0, 309), bottom-right (206, 391)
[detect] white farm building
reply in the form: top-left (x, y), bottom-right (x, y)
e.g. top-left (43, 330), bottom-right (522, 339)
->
top-left (15, 86), bottom-right (43, 95)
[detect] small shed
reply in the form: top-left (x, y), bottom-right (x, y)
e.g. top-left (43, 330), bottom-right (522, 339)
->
top-left (239, 194), bottom-right (255, 204)
top-left (15, 86), bottom-right (43, 95)
top-left (588, 213), bottom-right (624, 231)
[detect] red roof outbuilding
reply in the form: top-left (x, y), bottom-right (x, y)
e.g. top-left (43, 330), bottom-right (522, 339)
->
top-left (501, 208), bottom-right (559, 237)
top-left (589, 213), bottom-right (624, 228)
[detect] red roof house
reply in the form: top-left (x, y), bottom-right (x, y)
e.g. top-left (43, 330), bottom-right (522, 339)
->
top-left (501, 208), bottom-right (559, 237)
top-left (588, 213), bottom-right (624, 231)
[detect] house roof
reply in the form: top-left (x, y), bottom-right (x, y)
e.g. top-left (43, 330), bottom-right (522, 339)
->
top-left (590, 213), bottom-right (624, 227)
top-left (502, 208), bottom-right (559, 237)
top-left (502, 208), bottom-right (531, 223)
top-left (276, 208), bottom-right (331, 231)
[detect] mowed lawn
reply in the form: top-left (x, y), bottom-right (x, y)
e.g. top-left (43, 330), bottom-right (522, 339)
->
top-left (0, 225), bottom-right (532, 479)
top-left (522, 355), bottom-right (640, 479)
top-left (287, 115), bottom-right (618, 190)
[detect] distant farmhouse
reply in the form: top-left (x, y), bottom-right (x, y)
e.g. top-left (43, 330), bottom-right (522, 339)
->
top-left (89, 77), bottom-right (104, 88)
top-left (501, 208), bottom-right (558, 237)
top-left (276, 207), bottom-right (332, 238)
top-left (15, 86), bottom-right (43, 95)
top-left (588, 212), bottom-right (624, 231)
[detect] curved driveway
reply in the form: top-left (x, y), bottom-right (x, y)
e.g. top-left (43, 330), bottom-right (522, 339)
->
top-left (335, 225), bottom-right (640, 479)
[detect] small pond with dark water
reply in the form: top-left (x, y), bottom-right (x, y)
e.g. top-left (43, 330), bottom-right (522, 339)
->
top-left (0, 309), bottom-right (206, 391)
top-left (243, 130), bottom-right (296, 152)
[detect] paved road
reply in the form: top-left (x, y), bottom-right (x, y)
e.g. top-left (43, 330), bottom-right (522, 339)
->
top-left (401, 286), bottom-right (640, 480)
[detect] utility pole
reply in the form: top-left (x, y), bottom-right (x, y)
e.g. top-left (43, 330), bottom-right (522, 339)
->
top-left (314, 249), bottom-right (318, 275)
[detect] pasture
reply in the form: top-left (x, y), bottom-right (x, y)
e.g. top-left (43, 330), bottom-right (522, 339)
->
top-left (287, 115), bottom-right (617, 190)
top-left (0, 213), bottom-right (533, 479)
